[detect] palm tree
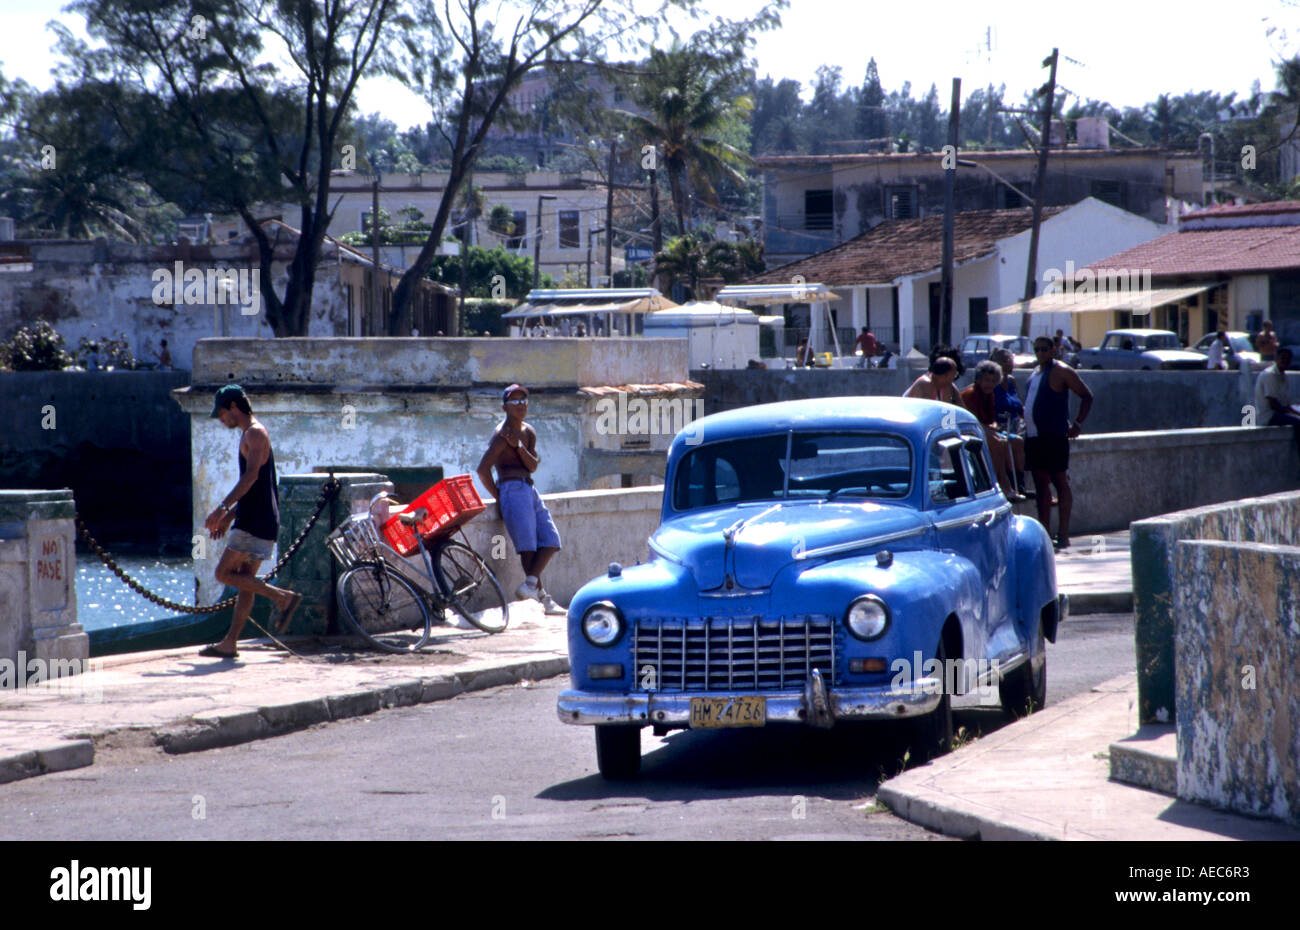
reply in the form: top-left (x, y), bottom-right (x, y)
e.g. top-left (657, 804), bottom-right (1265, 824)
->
top-left (654, 233), bottom-right (707, 299)
top-left (615, 43), bottom-right (752, 234)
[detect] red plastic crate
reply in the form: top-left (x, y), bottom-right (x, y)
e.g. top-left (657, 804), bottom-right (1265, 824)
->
top-left (381, 475), bottom-right (486, 556)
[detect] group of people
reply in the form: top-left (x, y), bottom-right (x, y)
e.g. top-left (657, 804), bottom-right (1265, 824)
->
top-left (794, 327), bottom-right (895, 368)
top-left (906, 337), bottom-right (1093, 551)
top-left (197, 382), bottom-right (566, 659)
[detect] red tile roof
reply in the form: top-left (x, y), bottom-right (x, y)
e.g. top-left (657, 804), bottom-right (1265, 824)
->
top-left (1084, 225), bottom-right (1300, 277)
top-left (749, 207), bottom-right (1066, 286)
top-left (1179, 200), bottom-right (1300, 220)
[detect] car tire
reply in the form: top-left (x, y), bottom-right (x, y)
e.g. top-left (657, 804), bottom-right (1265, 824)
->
top-left (909, 638), bottom-right (953, 765)
top-left (595, 725), bottom-right (641, 779)
top-left (1000, 621), bottom-right (1047, 718)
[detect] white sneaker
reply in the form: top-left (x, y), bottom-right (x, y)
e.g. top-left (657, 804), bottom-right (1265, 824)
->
top-left (539, 590), bottom-right (567, 615)
top-left (515, 580), bottom-right (539, 600)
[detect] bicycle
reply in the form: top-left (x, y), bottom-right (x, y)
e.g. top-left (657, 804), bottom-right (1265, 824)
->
top-left (325, 504), bottom-right (509, 653)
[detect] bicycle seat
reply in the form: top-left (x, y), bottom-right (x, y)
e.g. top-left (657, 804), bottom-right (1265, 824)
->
top-left (398, 507), bottom-right (429, 526)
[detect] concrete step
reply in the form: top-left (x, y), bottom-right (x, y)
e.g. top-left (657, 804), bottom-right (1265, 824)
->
top-left (1109, 724), bottom-right (1177, 796)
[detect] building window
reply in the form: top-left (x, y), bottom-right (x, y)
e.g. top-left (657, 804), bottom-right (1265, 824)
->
top-left (1090, 180), bottom-right (1127, 210)
top-left (885, 186), bottom-right (917, 220)
top-left (804, 189), bottom-right (833, 230)
top-left (507, 211), bottom-right (527, 250)
top-left (559, 210), bottom-right (580, 248)
top-left (969, 297), bottom-right (989, 335)
top-left (999, 186), bottom-right (1028, 209)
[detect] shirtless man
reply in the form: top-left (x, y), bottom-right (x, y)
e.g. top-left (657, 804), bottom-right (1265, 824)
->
top-left (476, 384), bottom-right (565, 614)
top-left (1025, 337), bottom-right (1094, 550)
top-left (200, 385), bottom-right (301, 658)
top-left (904, 356), bottom-right (962, 405)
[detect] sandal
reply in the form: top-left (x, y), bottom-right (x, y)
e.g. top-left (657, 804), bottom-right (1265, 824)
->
top-left (275, 592), bottom-right (304, 634)
top-left (198, 644), bottom-right (238, 659)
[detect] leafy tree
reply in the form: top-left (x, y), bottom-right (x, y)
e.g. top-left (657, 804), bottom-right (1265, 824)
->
top-left (704, 237), bottom-right (764, 282)
top-left (654, 232), bottom-right (707, 298)
top-left (55, 0), bottom-right (410, 336)
top-left (425, 244), bottom-right (548, 299)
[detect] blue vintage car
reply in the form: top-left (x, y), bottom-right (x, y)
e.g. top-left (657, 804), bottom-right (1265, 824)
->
top-left (557, 397), bottom-right (1067, 779)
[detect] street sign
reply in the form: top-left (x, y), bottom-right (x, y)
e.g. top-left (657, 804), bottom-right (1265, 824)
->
top-left (625, 246), bottom-right (654, 262)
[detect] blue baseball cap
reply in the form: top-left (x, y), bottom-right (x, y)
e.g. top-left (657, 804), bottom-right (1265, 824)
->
top-left (209, 384), bottom-right (246, 418)
top-left (502, 384), bottom-right (528, 403)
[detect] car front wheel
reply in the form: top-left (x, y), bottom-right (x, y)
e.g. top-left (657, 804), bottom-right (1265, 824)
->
top-left (1000, 621), bottom-right (1047, 718)
top-left (595, 725), bottom-right (641, 779)
top-left (909, 639), bottom-right (954, 765)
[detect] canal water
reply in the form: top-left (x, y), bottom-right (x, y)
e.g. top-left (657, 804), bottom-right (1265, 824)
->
top-left (76, 554), bottom-right (196, 632)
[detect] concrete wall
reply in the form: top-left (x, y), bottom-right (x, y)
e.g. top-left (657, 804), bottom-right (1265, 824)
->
top-left (1132, 490), bottom-right (1300, 726)
top-left (693, 366), bottom-right (1300, 434)
top-left (176, 337), bottom-right (695, 604)
top-left (1172, 538), bottom-right (1300, 826)
top-left (0, 371), bottom-right (192, 547)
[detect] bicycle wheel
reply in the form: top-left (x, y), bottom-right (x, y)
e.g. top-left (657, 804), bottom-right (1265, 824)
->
top-left (432, 541), bottom-right (509, 633)
top-left (337, 561), bottom-right (434, 653)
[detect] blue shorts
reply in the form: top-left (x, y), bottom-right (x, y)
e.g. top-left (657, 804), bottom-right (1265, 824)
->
top-left (225, 528), bottom-right (275, 561)
top-left (498, 480), bottom-right (562, 553)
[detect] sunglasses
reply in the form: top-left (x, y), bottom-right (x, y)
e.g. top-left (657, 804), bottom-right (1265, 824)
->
top-left (505, 398), bottom-right (528, 406)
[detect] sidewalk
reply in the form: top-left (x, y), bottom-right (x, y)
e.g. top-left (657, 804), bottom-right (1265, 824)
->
top-left (878, 672), bottom-right (1300, 840)
top-left (0, 602), bottom-right (569, 785)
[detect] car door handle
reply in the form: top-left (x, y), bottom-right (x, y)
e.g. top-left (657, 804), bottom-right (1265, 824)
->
top-left (976, 510), bottom-right (996, 526)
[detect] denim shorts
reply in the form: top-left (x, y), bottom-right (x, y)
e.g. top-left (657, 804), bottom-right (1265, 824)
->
top-left (498, 480), bottom-right (562, 553)
top-left (225, 528), bottom-right (276, 561)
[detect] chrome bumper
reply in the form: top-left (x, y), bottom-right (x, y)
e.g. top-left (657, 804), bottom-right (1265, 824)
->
top-left (556, 677), bottom-right (943, 728)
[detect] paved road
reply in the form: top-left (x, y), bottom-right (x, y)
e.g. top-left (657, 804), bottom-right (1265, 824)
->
top-left (0, 614), bottom-right (1134, 841)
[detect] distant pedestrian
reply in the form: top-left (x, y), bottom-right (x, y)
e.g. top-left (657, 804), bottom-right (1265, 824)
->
top-left (854, 326), bottom-right (878, 368)
top-left (990, 347), bottom-right (1029, 497)
top-left (85, 342), bottom-right (100, 372)
top-left (201, 385), bottom-right (301, 658)
top-left (1254, 347), bottom-right (1300, 476)
top-left (1025, 336), bottom-right (1094, 550)
top-left (795, 339), bottom-right (813, 367)
top-left (1206, 330), bottom-right (1230, 370)
top-left (1255, 320), bottom-right (1279, 363)
top-left (154, 338), bottom-right (172, 370)
top-left (904, 356), bottom-right (962, 405)
top-left (476, 384), bottom-right (565, 615)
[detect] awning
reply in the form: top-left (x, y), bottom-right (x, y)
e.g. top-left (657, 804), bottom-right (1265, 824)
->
top-left (502, 287), bottom-right (678, 320)
top-left (988, 284), bottom-right (1214, 316)
top-left (715, 283), bottom-right (842, 306)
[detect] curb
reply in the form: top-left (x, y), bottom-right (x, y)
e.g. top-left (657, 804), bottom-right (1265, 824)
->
top-left (1064, 590), bottom-right (1132, 614)
top-left (875, 783), bottom-right (1060, 841)
top-left (0, 740), bottom-right (95, 785)
top-left (153, 656), bottom-right (569, 754)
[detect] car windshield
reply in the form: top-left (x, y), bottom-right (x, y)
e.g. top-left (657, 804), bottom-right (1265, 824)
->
top-left (671, 431), bottom-right (913, 512)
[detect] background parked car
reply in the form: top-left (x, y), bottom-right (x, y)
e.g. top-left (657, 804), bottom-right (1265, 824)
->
top-left (959, 334), bottom-right (1036, 371)
top-left (1076, 329), bottom-right (1206, 370)
top-left (1190, 331), bottom-right (1265, 371)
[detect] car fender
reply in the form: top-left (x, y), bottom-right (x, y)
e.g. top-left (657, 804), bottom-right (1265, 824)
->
top-left (779, 547), bottom-right (982, 660)
top-left (1010, 515), bottom-right (1061, 641)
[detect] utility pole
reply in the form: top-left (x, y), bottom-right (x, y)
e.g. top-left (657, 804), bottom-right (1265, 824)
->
top-left (371, 176), bottom-right (380, 336)
top-left (1020, 47), bottom-right (1058, 338)
top-left (532, 194), bottom-right (557, 290)
top-left (941, 78), bottom-right (961, 346)
top-left (604, 138), bottom-right (616, 285)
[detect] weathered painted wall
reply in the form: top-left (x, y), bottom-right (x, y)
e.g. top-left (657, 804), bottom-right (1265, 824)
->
top-left (695, 367), bottom-right (1299, 434)
top-left (176, 337), bottom-right (695, 604)
top-left (1173, 539), bottom-right (1300, 826)
top-left (1133, 490), bottom-right (1300, 725)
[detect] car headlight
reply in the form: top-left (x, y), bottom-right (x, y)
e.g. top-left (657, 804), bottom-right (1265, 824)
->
top-left (581, 602), bottom-right (624, 647)
top-left (845, 595), bottom-right (890, 641)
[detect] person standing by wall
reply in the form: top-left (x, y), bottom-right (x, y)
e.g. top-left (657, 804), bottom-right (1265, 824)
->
top-left (201, 385), bottom-right (301, 658)
top-left (960, 360), bottom-right (1019, 499)
top-left (853, 326), bottom-right (878, 368)
top-left (1025, 337), bottom-right (1093, 551)
top-left (1255, 347), bottom-right (1300, 478)
top-left (904, 356), bottom-right (962, 405)
top-left (990, 348), bottom-right (1029, 498)
top-left (476, 384), bottom-right (565, 614)
top-left (1255, 320), bottom-right (1280, 366)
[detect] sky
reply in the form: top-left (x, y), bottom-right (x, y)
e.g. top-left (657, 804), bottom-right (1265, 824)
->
top-left (2, 0), bottom-right (1295, 131)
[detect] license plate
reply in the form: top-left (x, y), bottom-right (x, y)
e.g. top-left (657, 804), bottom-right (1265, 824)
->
top-left (689, 696), bottom-right (766, 728)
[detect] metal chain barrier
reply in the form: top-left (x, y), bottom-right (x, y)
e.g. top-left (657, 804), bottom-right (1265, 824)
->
top-left (76, 475), bottom-right (342, 615)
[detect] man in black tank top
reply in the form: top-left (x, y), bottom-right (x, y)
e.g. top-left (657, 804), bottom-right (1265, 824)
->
top-left (199, 385), bottom-right (302, 658)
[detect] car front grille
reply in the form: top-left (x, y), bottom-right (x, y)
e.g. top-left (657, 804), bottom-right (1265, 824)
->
top-left (632, 616), bottom-right (837, 692)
